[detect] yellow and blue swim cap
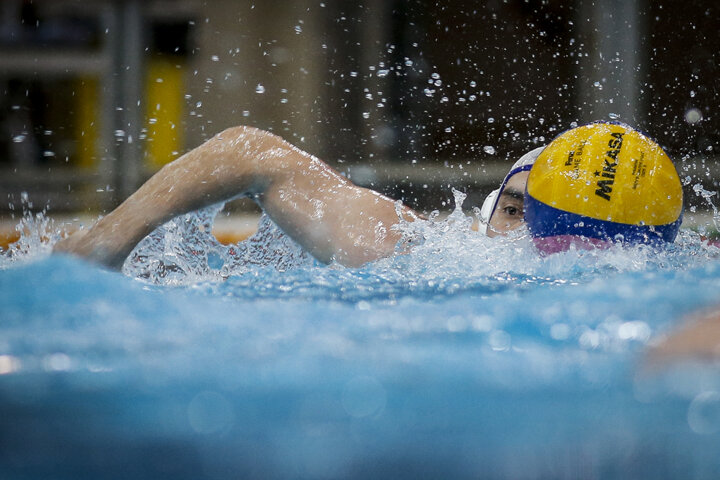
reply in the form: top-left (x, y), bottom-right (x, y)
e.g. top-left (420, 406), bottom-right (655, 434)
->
top-left (524, 122), bottom-right (683, 253)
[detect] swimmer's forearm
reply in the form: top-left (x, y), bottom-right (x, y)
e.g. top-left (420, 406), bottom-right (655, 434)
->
top-left (54, 126), bottom-right (291, 268)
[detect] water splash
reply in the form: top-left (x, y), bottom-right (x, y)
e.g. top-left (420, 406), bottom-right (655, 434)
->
top-left (4, 190), bottom-right (719, 296)
top-left (0, 208), bottom-right (59, 269)
top-left (123, 205), bottom-right (313, 285)
top-left (693, 183), bottom-right (720, 231)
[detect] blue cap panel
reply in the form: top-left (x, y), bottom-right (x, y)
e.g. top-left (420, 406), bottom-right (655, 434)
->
top-left (524, 192), bottom-right (682, 244)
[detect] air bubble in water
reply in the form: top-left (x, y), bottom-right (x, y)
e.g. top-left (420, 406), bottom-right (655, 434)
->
top-left (255, 84), bottom-right (265, 94)
top-left (483, 146), bottom-right (496, 155)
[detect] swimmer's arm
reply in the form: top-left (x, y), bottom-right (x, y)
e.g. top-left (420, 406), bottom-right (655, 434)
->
top-left (53, 126), bottom-right (415, 269)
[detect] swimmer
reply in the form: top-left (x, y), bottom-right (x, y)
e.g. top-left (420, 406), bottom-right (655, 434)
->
top-left (55, 122), bottom-right (718, 365)
top-left (54, 122), bottom-right (683, 269)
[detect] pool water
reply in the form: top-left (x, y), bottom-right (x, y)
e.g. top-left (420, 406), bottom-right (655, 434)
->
top-left (2, 196), bottom-right (720, 479)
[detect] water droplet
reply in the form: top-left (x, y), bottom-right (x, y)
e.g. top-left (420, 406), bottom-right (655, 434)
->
top-left (255, 84), bottom-right (265, 94)
top-left (483, 146), bottom-right (496, 155)
top-left (685, 108), bottom-right (703, 124)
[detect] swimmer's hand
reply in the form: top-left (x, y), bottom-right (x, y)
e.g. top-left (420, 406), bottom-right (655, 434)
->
top-left (53, 229), bottom-right (90, 258)
top-left (53, 220), bottom-right (134, 270)
top-left (643, 308), bottom-right (720, 369)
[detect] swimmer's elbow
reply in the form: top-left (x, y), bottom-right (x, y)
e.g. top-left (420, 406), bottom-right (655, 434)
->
top-left (218, 125), bottom-right (261, 139)
top-left (216, 125), bottom-right (294, 171)
top-left (217, 125), bottom-right (282, 147)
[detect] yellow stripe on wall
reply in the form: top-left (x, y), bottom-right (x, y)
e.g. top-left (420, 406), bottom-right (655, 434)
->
top-left (74, 76), bottom-right (99, 169)
top-left (145, 58), bottom-right (185, 168)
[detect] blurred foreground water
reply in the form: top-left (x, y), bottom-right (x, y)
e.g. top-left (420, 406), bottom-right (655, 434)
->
top-left (2, 199), bottom-right (720, 479)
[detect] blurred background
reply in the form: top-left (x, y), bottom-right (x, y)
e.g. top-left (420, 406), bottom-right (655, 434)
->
top-left (0, 0), bottom-right (718, 237)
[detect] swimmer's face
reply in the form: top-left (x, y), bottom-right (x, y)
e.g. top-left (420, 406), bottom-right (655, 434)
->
top-left (487, 170), bottom-right (530, 237)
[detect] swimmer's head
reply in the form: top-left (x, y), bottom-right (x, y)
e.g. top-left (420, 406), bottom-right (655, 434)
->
top-left (524, 122), bottom-right (683, 253)
top-left (479, 146), bottom-right (544, 237)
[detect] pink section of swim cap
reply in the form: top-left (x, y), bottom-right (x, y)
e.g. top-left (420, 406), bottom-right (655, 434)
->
top-left (532, 235), bottom-right (612, 255)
